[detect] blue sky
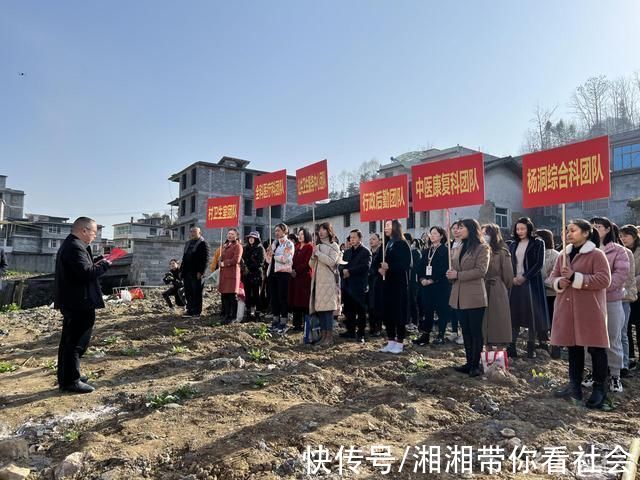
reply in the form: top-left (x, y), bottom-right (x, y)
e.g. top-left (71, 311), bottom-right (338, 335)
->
top-left (1, 0), bottom-right (637, 237)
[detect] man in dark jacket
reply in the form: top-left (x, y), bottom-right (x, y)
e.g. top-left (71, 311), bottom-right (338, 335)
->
top-left (55, 217), bottom-right (110, 394)
top-left (340, 229), bottom-right (372, 342)
top-left (181, 226), bottom-right (210, 318)
top-left (0, 247), bottom-right (8, 290)
top-left (162, 259), bottom-right (185, 309)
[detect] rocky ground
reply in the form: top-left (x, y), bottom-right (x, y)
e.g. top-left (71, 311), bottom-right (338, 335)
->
top-left (1, 289), bottom-right (639, 480)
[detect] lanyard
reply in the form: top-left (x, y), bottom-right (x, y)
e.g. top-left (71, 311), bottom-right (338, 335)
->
top-left (427, 244), bottom-right (440, 266)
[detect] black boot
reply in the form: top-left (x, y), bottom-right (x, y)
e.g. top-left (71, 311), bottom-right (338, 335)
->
top-left (550, 346), bottom-right (562, 360)
top-left (554, 381), bottom-right (583, 401)
top-left (506, 343), bottom-right (518, 359)
top-left (526, 341), bottom-right (537, 359)
top-left (412, 332), bottom-right (430, 346)
top-left (586, 382), bottom-right (607, 409)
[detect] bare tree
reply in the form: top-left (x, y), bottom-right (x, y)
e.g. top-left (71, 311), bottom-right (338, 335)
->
top-left (570, 75), bottom-right (610, 135)
top-left (608, 76), bottom-right (638, 132)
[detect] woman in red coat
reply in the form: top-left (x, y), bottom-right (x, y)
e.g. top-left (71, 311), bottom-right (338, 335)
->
top-left (219, 228), bottom-right (243, 324)
top-left (288, 228), bottom-right (313, 331)
top-left (551, 219), bottom-right (611, 409)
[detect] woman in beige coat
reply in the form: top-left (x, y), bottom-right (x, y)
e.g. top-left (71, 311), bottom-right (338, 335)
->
top-left (309, 222), bottom-right (341, 346)
top-left (481, 224), bottom-right (513, 348)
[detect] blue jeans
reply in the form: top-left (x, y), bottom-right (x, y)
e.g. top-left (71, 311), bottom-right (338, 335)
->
top-left (317, 311), bottom-right (333, 332)
top-left (622, 302), bottom-right (631, 369)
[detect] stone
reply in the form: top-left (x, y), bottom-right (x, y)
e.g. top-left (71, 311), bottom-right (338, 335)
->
top-left (506, 437), bottom-right (522, 449)
top-left (0, 464), bottom-right (31, 480)
top-left (209, 358), bottom-right (232, 369)
top-left (164, 403), bottom-right (181, 409)
top-left (0, 438), bottom-right (29, 461)
top-left (54, 451), bottom-right (84, 479)
top-left (500, 428), bottom-right (516, 439)
top-left (230, 356), bottom-right (245, 369)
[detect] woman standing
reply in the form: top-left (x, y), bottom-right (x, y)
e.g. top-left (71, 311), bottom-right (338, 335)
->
top-left (414, 226), bottom-right (450, 346)
top-left (584, 218), bottom-right (629, 393)
top-left (620, 224), bottom-right (640, 371)
top-left (537, 229), bottom-right (562, 359)
top-left (288, 228), bottom-right (314, 331)
top-left (267, 224), bottom-right (294, 332)
top-left (309, 223), bottom-right (341, 346)
top-left (481, 224), bottom-right (513, 348)
top-left (242, 231), bottom-right (265, 321)
top-left (379, 220), bottom-right (412, 354)
top-left (508, 217), bottom-right (550, 359)
top-left (447, 221), bottom-right (464, 344)
top-left (219, 228), bottom-right (243, 324)
top-left (367, 233), bottom-right (384, 337)
top-left (447, 219), bottom-right (490, 377)
top-left (551, 220), bottom-right (611, 409)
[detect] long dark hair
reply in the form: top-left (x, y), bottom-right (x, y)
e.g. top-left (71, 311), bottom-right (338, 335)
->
top-left (460, 218), bottom-right (483, 253)
top-left (511, 217), bottom-right (535, 242)
top-left (590, 216), bottom-right (615, 245)
top-left (316, 222), bottom-right (336, 245)
top-left (298, 227), bottom-right (312, 244)
top-left (389, 219), bottom-right (405, 242)
top-left (620, 224), bottom-right (640, 252)
top-left (482, 223), bottom-right (507, 253)
top-left (535, 229), bottom-right (555, 250)
top-left (570, 219), bottom-right (600, 246)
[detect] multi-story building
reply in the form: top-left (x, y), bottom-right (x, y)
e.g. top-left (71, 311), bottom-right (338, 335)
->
top-left (168, 156), bottom-right (309, 244)
top-left (113, 215), bottom-right (171, 250)
top-left (0, 175), bottom-right (26, 245)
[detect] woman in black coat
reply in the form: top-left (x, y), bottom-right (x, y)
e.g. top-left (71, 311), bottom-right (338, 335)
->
top-left (414, 226), bottom-right (451, 345)
top-left (508, 217), bottom-right (550, 359)
top-left (242, 232), bottom-right (266, 320)
top-left (379, 220), bottom-right (412, 354)
top-left (367, 233), bottom-right (384, 337)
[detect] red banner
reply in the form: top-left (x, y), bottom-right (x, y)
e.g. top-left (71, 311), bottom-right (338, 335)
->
top-left (254, 170), bottom-right (287, 209)
top-left (359, 174), bottom-right (409, 222)
top-left (411, 152), bottom-right (485, 211)
top-left (522, 136), bottom-right (610, 208)
top-left (206, 196), bottom-right (240, 229)
top-left (296, 159), bottom-right (329, 205)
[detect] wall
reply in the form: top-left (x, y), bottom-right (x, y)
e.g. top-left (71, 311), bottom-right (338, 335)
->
top-left (5, 252), bottom-right (56, 273)
top-left (128, 238), bottom-right (186, 285)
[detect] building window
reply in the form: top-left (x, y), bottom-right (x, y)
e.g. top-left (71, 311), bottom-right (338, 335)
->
top-left (245, 173), bottom-right (253, 189)
top-left (256, 208), bottom-right (264, 217)
top-left (543, 205), bottom-right (559, 216)
top-left (407, 208), bottom-right (415, 229)
top-left (420, 211), bottom-right (429, 228)
top-left (114, 225), bottom-right (131, 236)
top-left (190, 195), bottom-right (196, 214)
top-left (256, 225), bottom-right (264, 239)
top-left (180, 199), bottom-right (186, 217)
top-left (613, 143), bottom-right (640, 171)
top-left (369, 221), bottom-right (376, 233)
top-left (48, 225), bottom-right (61, 234)
top-left (244, 226), bottom-right (252, 238)
top-left (180, 226), bottom-right (185, 240)
top-left (583, 198), bottom-right (609, 212)
top-left (271, 205), bottom-right (282, 218)
top-left (181, 174), bottom-right (187, 190)
top-left (495, 207), bottom-right (509, 228)
top-left (343, 213), bottom-right (351, 228)
top-left (191, 168), bottom-right (197, 185)
top-left (244, 199), bottom-right (253, 216)
top-left (149, 228), bottom-right (157, 236)
top-left (49, 239), bottom-right (59, 249)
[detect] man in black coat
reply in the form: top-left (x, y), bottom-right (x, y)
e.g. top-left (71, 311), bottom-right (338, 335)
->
top-left (340, 229), bottom-right (372, 342)
top-left (0, 247), bottom-right (8, 290)
top-left (162, 259), bottom-right (185, 309)
top-left (55, 217), bottom-right (110, 394)
top-left (181, 226), bottom-right (210, 318)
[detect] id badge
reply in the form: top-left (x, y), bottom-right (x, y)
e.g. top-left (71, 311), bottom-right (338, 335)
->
top-left (426, 266), bottom-right (432, 276)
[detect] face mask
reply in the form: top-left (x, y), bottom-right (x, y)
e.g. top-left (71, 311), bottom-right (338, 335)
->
top-left (483, 235), bottom-right (491, 243)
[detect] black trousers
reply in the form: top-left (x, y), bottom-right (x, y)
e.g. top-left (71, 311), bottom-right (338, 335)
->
top-left (162, 286), bottom-right (185, 308)
top-left (57, 308), bottom-right (95, 387)
top-left (456, 307), bottom-right (485, 369)
top-left (568, 345), bottom-right (608, 384)
top-left (221, 293), bottom-right (238, 320)
top-left (628, 299), bottom-right (640, 359)
top-left (344, 291), bottom-right (367, 335)
top-left (183, 273), bottom-right (203, 315)
top-left (384, 289), bottom-right (407, 342)
top-left (269, 272), bottom-right (290, 318)
top-left (408, 281), bottom-right (419, 325)
top-left (244, 278), bottom-right (261, 311)
top-left (418, 286), bottom-right (450, 337)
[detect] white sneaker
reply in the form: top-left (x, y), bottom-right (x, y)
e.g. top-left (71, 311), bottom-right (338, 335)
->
top-left (379, 341), bottom-right (395, 353)
top-left (406, 323), bottom-right (418, 332)
top-left (390, 342), bottom-right (404, 354)
top-left (582, 371), bottom-right (594, 388)
top-left (455, 335), bottom-right (464, 345)
top-left (610, 375), bottom-right (623, 393)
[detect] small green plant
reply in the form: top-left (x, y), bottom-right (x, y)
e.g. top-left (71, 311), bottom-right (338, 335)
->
top-left (252, 377), bottom-right (269, 389)
top-left (247, 347), bottom-right (270, 363)
top-left (601, 397), bottom-right (616, 412)
top-left (174, 384), bottom-right (198, 399)
top-left (252, 324), bottom-right (272, 341)
top-left (121, 347), bottom-right (141, 357)
top-left (86, 371), bottom-right (101, 381)
top-left (531, 368), bottom-right (551, 379)
top-left (63, 429), bottom-right (80, 442)
top-left (171, 345), bottom-right (190, 355)
top-left (103, 335), bottom-right (120, 345)
top-left (146, 384), bottom-right (198, 408)
top-left (208, 320), bottom-right (221, 327)
top-left (0, 361), bottom-right (18, 373)
top-left (0, 303), bottom-right (20, 313)
top-left (407, 355), bottom-right (429, 373)
top-left (41, 359), bottom-right (57, 371)
top-left (173, 327), bottom-right (189, 337)
top-left (86, 347), bottom-right (106, 358)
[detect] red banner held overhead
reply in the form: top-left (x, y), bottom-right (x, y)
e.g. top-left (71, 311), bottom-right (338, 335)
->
top-left (411, 152), bottom-right (485, 211)
top-left (359, 174), bottom-right (409, 222)
top-left (254, 170), bottom-right (287, 209)
top-left (206, 196), bottom-right (240, 229)
top-left (296, 159), bottom-right (329, 205)
top-left (522, 136), bottom-right (610, 208)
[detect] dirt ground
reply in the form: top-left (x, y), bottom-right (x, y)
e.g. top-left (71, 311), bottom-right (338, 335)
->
top-left (1, 289), bottom-right (639, 480)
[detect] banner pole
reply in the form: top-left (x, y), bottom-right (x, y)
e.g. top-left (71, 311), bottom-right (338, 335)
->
top-left (446, 209), bottom-right (452, 270)
top-left (312, 205), bottom-right (316, 243)
top-left (269, 207), bottom-right (272, 246)
top-left (561, 203), bottom-right (567, 268)
top-left (382, 219), bottom-right (386, 281)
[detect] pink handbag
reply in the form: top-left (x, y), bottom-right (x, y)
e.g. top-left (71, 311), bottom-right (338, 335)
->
top-left (481, 350), bottom-right (509, 370)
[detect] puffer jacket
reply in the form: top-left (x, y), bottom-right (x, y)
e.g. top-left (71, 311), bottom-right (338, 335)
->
top-left (601, 241), bottom-right (630, 302)
top-left (622, 246), bottom-right (637, 302)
